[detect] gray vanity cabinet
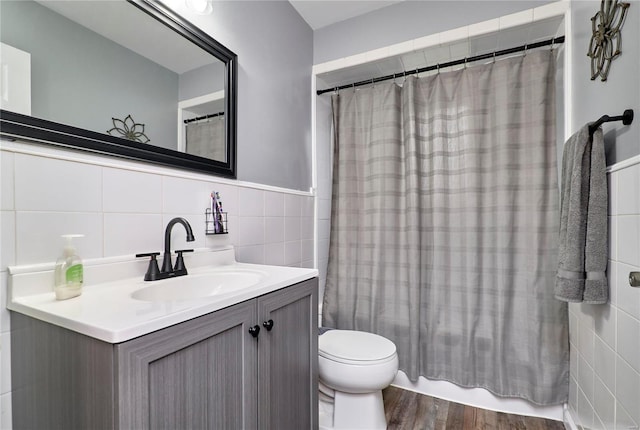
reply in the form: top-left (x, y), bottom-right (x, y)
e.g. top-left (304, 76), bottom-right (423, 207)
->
top-left (10, 278), bottom-right (318, 430)
top-left (117, 299), bottom-right (258, 429)
top-left (257, 280), bottom-right (319, 430)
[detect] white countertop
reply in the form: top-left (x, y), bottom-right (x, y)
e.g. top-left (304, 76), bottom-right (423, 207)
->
top-left (8, 247), bottom-right (318, 343)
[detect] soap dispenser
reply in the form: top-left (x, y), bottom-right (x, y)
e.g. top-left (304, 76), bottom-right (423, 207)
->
top-left (54, 234), bottom-right (84, 300)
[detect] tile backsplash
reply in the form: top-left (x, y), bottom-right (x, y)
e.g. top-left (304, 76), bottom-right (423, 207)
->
top-left (568, 158), bottom-right (640, 430)
top-left (0, 140), bottom-right (315, 429)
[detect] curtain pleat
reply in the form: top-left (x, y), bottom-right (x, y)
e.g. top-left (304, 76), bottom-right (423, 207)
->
top-left (323, 50), bottom-right (569, 405)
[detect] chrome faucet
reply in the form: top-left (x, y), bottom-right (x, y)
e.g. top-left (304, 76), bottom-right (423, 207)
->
top-left (136, 217), bottom-right (195, 281)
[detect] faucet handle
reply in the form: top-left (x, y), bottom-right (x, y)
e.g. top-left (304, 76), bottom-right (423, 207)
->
top-left (136, 252), bottom-right (161, 281)
top-left (136, 252), bottom-right (160, 258)
top-left (174, 249), bottom-right (193, 273)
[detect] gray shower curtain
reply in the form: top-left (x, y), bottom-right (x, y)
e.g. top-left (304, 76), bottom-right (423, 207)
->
top-left (185, 116), bottom-right (226, 160)
top-left (323, 50), bottom-right (568, 405)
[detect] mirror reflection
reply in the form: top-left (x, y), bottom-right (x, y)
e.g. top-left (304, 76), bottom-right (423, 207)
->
top-left (0, 0), bottom-right (227, 163)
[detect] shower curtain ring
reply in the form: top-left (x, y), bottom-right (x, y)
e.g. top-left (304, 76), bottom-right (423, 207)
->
top-left (492, 51), bottom-right (497, 63)
top-left (464, 57), bottom-right (468, 69)
top-left (352, 83), bottom-right (356, 92)
top-left (436, 63), bottom-right (440, 74)
top-left (524, 43), bottom-right (528, 56)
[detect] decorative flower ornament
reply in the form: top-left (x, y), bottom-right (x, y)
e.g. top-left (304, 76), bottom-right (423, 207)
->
top-left (107, 115), bottom-right (150, 143)
top-left (587, 0), bottom-right (630, 81)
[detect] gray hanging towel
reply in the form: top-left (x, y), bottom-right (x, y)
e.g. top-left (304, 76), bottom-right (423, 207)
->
top-left (555, 125), bottom-right (608, 304)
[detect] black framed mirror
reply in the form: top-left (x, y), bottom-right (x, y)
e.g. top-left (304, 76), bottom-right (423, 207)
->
top-left (0, 0), bottom-right (237, 178)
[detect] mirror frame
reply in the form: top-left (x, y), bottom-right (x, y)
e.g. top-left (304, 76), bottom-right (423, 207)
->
top-left (0, 0), bottom-right (238, 178)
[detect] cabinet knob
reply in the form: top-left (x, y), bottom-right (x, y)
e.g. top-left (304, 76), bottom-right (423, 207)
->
top-left (248, 325), bottom-right (260, 338)
top-left (263, 319), bottom-right (274, 331)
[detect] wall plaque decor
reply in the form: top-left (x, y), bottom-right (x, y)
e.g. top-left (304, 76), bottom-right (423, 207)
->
top-left (107, 115), bottom-right (150, 143)
top-left (587, 0), bottom-right (631, 81)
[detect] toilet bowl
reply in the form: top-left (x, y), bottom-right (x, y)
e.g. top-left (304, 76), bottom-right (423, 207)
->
top-left (318, 330), bottom-right (399, 430)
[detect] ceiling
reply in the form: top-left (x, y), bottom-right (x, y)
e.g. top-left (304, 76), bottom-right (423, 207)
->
top-left (289, 0), bottom-right (404, 30)
top-left (36, 1), bottom-right (215, 74)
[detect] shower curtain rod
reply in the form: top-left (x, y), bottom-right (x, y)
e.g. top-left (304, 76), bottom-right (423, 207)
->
top-left (317, 35), bottom-right (565, 96)
top-left (183, 111), bottom-right (224, 124)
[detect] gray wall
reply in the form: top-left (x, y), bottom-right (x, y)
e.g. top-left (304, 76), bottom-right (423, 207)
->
top-left (314, 1), bottom-right (555, 64)
top-left (0, 0), bottom-right (178, 150)
top-left (571, 1), bottom-right (639, 165)
top-left (179, 61), bottom-right (225, 102)
top-left (178, 1), bottom-right (313, 190)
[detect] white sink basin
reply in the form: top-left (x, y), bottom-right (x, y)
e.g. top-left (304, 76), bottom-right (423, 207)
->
top-left (131, 269), bottom-right (266, 302)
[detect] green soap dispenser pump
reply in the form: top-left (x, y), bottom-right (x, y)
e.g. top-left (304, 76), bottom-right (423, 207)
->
top-left (54, 234), bottom-right (84, 300)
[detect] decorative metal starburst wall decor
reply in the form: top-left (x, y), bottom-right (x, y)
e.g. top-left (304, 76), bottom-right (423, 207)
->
top-left (587, 0), bottom-right (630, 81)
top-left (107, 115), bottom-right (150, 143)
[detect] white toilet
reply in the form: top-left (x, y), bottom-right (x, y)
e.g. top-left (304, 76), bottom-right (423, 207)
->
top-left (318, 330), bottom-right (399, 430)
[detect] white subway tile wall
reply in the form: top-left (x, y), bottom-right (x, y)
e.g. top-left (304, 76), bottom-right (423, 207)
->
top-left (0, 145), bottom-right (315, 429)
top-left (103, 168), bottom-right (162, 214)
top-left (15, 154), bottom-right (103, 212)
top-left (238, 216), bottom-right (266, 246)
top-left (0, 152), bottom-right (14, 211)
top-left (568, 160), bottom-right (640, 430)
top-left (265, 217), bottom-right (285, 244)
top-left (264, 191), bottom-right (285, 217)
top-left (104, 213), bottom-right (162, 255)
top-left (16, 212), bottom-right (104, 263)
top-left (0, 213), bottom-right (15, 270)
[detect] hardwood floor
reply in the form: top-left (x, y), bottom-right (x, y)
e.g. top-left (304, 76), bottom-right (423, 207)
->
top-left (382, 386), bottom-right (566, 430)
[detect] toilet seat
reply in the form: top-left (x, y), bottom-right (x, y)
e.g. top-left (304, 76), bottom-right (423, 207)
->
top-left (319, 330), bottom-right (397, 365)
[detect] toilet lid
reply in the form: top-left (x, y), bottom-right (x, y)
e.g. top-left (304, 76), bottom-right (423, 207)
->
top-left (319, 330), bottom-right (397, 363)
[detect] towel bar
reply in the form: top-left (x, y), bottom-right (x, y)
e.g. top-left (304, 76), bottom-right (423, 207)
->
top-left (589, 109), bottom-right (634, 136)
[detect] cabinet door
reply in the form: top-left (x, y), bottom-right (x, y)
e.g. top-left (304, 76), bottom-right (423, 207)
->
top-left (257, 278), bottom-right (318, 430)
top-left (116, 300), bottom-right (258, 430)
